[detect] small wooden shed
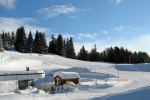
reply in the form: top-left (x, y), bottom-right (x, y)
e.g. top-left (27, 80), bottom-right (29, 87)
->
top-left (53, 71), bottom-right (80, 87)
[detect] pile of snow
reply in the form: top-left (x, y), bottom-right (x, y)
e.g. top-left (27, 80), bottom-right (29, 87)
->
top-left (16, 86), bottom-right (39, 94)
top-left (63, 82), bottom-right (79, 92)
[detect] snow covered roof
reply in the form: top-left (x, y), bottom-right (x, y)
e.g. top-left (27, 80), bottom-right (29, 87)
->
top-left (53, 71), bottom-right (80, 79)
top-left (0, 70), bottom-right (45, 75)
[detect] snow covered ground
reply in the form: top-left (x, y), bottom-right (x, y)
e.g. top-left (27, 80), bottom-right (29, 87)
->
top-left (0, 49), bottom-right (150, 100)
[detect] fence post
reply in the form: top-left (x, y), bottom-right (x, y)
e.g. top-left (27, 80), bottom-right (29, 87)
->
top-left (107, 71), bottom-right (109, 80)
top-left (16, 81), bottom-right (17, 94)
top-left (96, 76), bottom-right (97, 83)
top-left (118, 70), bottom-right (119, 79)
top-left (44, 83), bottom-right (45, 91)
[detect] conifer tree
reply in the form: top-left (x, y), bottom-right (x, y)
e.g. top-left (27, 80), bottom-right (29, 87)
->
top-left (38, 32), bottom-right (48, 54)
top-left (77, 45), bottom-right (86, 61)
top-left (7, 32), bottom-right (11, 49)
top-left (14, 28), bottom-right (19, 51)
top-left (66, 37), bottom-right (76, 59)
top-left (33, 30), bottom-right (39, 53)
top-left (108, 47), bottom-right (114, 62)
top-left (38, 32), bottom-right (43, 54)
top-left (0, 34), bottom-right (4, 52)
top-left (14, 26), bottom-right (27, 52)
top-left (64, 39), bottom-right (66, 57)
top-left (119, 47), bottom-right (125, 63)
top-left (56, 34), bottom-right (65, 56)
top-left (89, 44), bottom-right (99, 61)
top-left (65, 38), bottom-right (69, 57)
top-left (113, 46), bottom-right (120, 63)
top-left (24, 37), bottom-right (28, 53)
top-left (48, 34), bottom-right (56, 54)
top-left (85, 50), bottom-right (90, 61)
top-left (42, 33), bottom-right (48, 54)
top-left (54, 38), bottom-right (57, 54)
top-left (3, 32), bottom-right (9, 50)
top-left (10, 31), bottom-right (15, 47)
top-left (103, 50), bottom-right (107, 62)
top-left (1, 30), bottom-right (4, 48)
top-left (26, 30), bottom-right (33, 53)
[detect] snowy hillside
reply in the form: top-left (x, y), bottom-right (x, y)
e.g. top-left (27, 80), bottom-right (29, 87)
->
top-left (0, 50), bottom-right (150, 100)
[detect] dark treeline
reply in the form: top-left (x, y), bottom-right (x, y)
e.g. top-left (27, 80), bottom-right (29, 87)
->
top-left (0, 26), bottom-right (76, 59)
top-left (77, 45), bottom-right (150, 64)
top-left (0, 26), bottom-right (149, 63)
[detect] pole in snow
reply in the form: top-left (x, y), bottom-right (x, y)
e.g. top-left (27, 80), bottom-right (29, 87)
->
top-left (118, 70), bottom-right (119, 79)
top-left (16, 81), bottom-right (17, 94)
top-left (46, 80), bottom-right (47, 92)
top-left (96, 76), bottom-right (97, 83)
top-left (129, 55), bottom-right (131, 64)
top-left (37, 82), bottom-right (39, 92)
top-left (44, 82), bottom-right (45, 91)
top-left (107, 71), bottom-right (109, 80)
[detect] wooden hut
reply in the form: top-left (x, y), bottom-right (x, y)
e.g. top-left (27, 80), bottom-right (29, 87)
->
top-left (53, 71), bottom-right (80, 87)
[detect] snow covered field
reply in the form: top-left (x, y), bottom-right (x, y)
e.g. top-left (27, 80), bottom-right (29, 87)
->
top-left (0, 50), bottom-right (150, 100)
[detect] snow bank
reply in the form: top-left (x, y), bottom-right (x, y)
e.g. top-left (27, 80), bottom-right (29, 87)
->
top-left (63, 82), bottom-right (79, 92)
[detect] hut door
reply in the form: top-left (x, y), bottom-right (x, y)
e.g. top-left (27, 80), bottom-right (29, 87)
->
top-left (56, 77), bottom-right (60, 85)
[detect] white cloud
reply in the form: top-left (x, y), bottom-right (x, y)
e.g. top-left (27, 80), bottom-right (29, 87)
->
top-left (115, 26), bottom-right (124, 30)
top-left (116, 0), bottom-right (122, 4)
top-left (74, 37), bottom-right (111, 54)
top-left (68, 16), bottom-right (76, 19)
top-left (74, 34), bottom-right (150, 56)
top-left (115, 26), bottom-right (143, 32)
top-left (62, 33), bottom-right (76, 38)
top-left (127, 26), bottom-right (143, 29)
top-left (46, 37), bottom-right (51, 45)
top-left (0, 0), bottom-right (17, 10)
top-left (37, 4), bottom-right (85, 18)
top-left (102, 30), bottom-right (108, 34)
top-left (78, 33), bottom-right (95, 38)
top-left (74, 43), bottom-right (93, 54)
top-left (24, 25), bottom-right (50, 35)
top-left (94, 33), bottom-right (97, 35)
top-left (54, 33), bottom-right (59, 36)
top-left (0, 17), bottom-right (51, 35)
top-left (77, 37), bottom-right (81, 40)
top-left (51, 33), bottom-right (75, 39)
top-left (100, 35), bottom-right (150, 56)
top-left (124, 35), bottom-right (150, 55)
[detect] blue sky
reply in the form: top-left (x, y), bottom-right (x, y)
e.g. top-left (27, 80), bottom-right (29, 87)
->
top-left (0, 0), bottom-right (150, 55)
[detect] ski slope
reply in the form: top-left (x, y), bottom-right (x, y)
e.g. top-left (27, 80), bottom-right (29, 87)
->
top-left (0, 50), bottom-right (150, 100)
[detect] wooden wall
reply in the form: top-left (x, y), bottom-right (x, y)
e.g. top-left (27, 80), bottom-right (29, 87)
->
top-left (54, 75), bottom-right (79, 86)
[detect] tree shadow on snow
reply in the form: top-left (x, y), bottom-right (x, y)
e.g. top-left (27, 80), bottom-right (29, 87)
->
top-left (64, 67), bottom-right (117, 80)
top-left (77, 83), bottom-right (112, 90)
top-left (79, 72), bottom-right (116, 80)
top-left (115, 64), bottom-right (150, 72)
top-left (91, 86), bottom-right (150, 100)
